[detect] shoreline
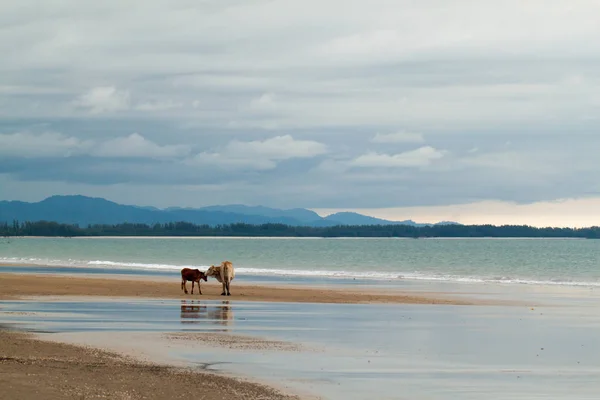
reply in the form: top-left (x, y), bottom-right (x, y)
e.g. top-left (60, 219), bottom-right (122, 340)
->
top-left (0, 272), bottom-right (492, 305)
top-left (3, 261), bottom-right (594, 294)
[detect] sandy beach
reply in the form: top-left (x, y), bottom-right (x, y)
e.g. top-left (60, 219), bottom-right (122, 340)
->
top-left (0, 329), bottom-right (298, 400)
top-left (0, 272), bottom-right (480, 305)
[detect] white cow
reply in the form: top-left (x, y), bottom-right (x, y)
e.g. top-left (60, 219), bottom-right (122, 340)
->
top-left (206, 261), bottom-right (235, 296)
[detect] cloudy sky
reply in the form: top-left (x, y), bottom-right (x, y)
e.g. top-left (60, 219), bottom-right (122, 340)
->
top-left (1, 0), bottom-right (599, 227)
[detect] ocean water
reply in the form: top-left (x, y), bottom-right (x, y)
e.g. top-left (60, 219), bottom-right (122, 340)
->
top-left (1, 237), bottom-right (600, 287)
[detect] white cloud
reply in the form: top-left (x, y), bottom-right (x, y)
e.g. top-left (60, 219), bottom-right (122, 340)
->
top-left (135, 100), bottom-right (183, 111)
top-left (75, 86), bottom-right (130, 114)
top-left (187, 135), bottom-right (327, 170)
top-left (352, 146), bottom-right (446, 168)
top-left (371, 131), bottom-right (424, 144)
top-left (226, 135), bottom-right (327, 160)
top-left (92, 133), bottom-right (190, 159)
top-left (249, 92), bottom-right (276, 109)
top-left (0, 132), bottom-right (92, 157)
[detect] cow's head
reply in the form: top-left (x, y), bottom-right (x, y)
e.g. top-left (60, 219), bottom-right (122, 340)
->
top-left (205, 265), bottom-right (218, 277)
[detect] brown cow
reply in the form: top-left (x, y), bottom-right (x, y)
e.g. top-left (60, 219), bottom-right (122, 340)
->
top-left (181, 268), bottom-right (208, 295)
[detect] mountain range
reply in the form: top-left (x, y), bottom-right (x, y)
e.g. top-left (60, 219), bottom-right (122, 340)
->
top-left (0, 195), bottom-right (459, 227)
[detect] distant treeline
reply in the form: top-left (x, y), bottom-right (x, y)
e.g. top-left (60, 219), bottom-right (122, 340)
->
top-left (1, 220), bottom-right (600, 238)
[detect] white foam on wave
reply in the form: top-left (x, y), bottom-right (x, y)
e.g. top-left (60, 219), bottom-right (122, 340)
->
top-left (3, 257), bottom-right (600, 288)
top-left (87, 260), bottom-right (211, 270)
top-left (235, 267), bottom-right (404, 280)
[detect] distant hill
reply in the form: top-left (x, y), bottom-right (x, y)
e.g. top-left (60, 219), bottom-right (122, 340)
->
top-left (0, 195), bottom-right (460, 227)
top-left (195, 204), bottom-right (321, 224)
top-left (324, 212), bottom-right (420, 226)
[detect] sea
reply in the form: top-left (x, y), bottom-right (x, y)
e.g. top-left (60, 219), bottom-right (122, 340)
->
top-left (1, 236), bottom-right (600, 287)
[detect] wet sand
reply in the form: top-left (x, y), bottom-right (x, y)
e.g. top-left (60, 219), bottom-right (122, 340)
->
top-left (0, 273), bottom-right (480, 305)
top-left (165, 332), bottom-right (308, 352)
top-left (2, 290), bottom-right (598, 399)
top-left (0, 330), bottom-right (298, 400)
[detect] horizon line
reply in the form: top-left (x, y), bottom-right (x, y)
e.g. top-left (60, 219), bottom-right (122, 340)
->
top-left (2, 194), bottom-right (600, 229)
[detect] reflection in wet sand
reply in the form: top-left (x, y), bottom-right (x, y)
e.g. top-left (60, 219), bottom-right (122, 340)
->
top-left (180, 300), bottom-right (207, 324)
top-left (180, 300), bottom-right (234, 329)
top-left (210, 301), bottom-right (233, 327)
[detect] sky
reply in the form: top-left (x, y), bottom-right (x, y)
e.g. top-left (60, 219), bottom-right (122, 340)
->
top-left (1, 0), bottom-right (600, 227)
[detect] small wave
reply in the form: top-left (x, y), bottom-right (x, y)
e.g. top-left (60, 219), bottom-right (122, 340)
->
top-left (235, 267), bottom-right (404, 280)
top-left (87, 260), bottom-right (210, 270)
top-left (3, 257), bottom-right (600, 287)
top-left (87, 262), bottom-right (406, 280)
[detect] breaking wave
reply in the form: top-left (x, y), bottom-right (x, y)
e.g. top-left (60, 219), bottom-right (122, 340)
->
top-left (2, 256), bottom-right (600, 288)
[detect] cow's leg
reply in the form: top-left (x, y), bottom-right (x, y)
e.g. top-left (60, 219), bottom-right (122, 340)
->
top-left (226, 280), bottom-right (231, 296)
top-left (198, 281), bottom-right (203, 295)
top-left (221, 281), bottom-right (226, 296)
top-left (182, 279), bottom-right (188, 294)
top-left (191, 280), bottom-right (195, 294)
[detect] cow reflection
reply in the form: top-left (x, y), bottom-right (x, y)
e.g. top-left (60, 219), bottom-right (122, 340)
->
top-left (207, 301), bottom-right (233, 327)
top-left (180, 300), bottom-right (234, 328)
top-left (180, 300), bottom-right (207, 324)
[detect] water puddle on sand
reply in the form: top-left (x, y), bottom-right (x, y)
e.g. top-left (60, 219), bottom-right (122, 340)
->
top-left (2, 296), bottom-right (600, 399)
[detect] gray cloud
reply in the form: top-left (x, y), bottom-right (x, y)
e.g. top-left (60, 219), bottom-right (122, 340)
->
top-left (1, 0), bottom-right (599, 212)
